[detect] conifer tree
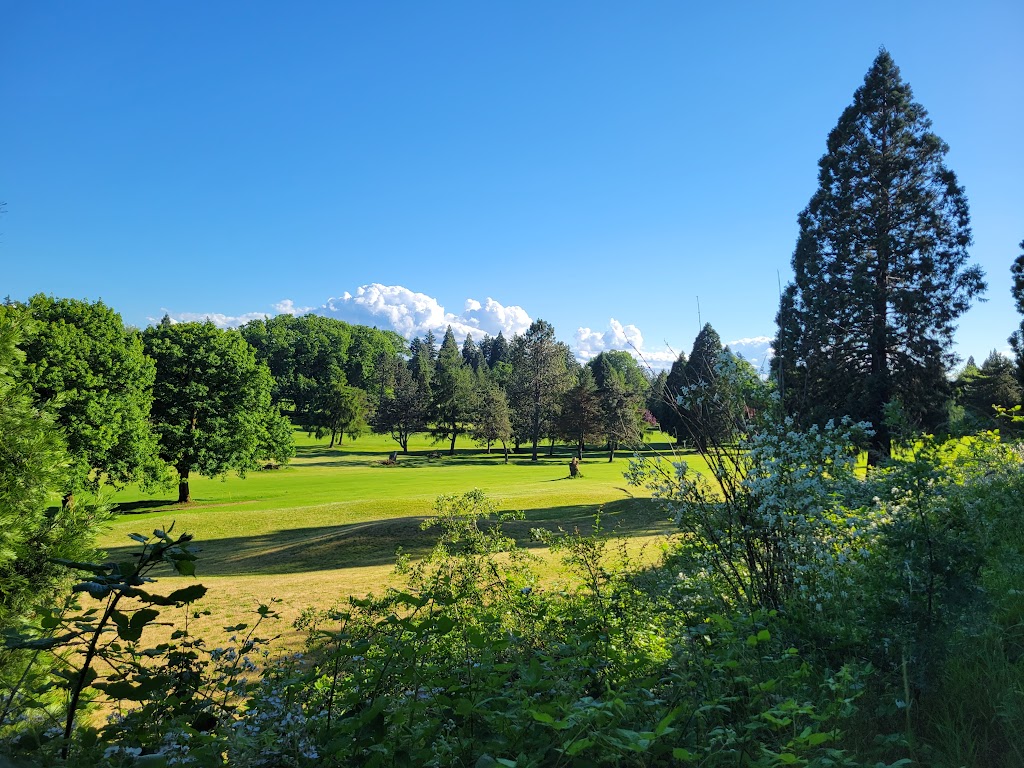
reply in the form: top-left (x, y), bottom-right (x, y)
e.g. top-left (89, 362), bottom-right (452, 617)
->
top-left (773, 50), bottom-right (985, 461)
top-left (661, 351), bottom-right (688, 442)
top-left (431, 326), bottom-right (475, 455)
top-left (681, 324), bottom-right (731, 452)
top-left (558, 367), bottom-right (602, 458)
top-left (462, 333), bottom-right (483, 371)
top-left (488, 330), bottom-right (509, 368)
top-left (1009, 239), bottom-right (1024, 387)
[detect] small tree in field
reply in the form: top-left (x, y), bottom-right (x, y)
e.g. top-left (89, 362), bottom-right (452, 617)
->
top-left (472, 379), bottom-right (513, 461)
top-left (143, 319), bottom-right (293, 503)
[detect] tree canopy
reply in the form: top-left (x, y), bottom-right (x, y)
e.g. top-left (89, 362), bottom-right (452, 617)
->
top-left (143, 320), bottom-right (293, 503)
top-left (773, 50), bottom-right (985, 460)
top-left (16, 295), bottom-right (158, 499)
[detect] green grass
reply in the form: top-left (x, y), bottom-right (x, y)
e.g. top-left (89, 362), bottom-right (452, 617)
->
top-left (98, 429), bottom-right (701, 646)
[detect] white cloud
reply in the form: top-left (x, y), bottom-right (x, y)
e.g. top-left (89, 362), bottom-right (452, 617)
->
top-left (321, 283), bottom-right (533, 340)
top-left (272, 299), bottom-right (316, 315)
top-left (575, 319), bottom-right (644, 360)
top-left (726, 335), bottom-right (775, 371)
top-left (151, 309), bottom-right (270, 328)
top-left (574, 319), bottom-right (685, 372)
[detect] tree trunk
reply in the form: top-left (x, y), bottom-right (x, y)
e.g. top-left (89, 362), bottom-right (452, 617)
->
top-left (178, 470), bottom-right (191, 504)
top-left (608, 440), bottom-right (616, 463)
top-left (502, 442), bottom-right (509, 464)
top-left (449, 429), bottom-right (457, 456)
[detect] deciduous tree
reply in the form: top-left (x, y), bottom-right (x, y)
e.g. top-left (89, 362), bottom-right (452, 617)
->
top-left (17, 295), bottom-right (159, 503)
top-left (143, 320), bottom-right (293, 503)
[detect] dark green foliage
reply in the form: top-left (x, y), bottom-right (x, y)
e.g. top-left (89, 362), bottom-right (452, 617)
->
top-left (16, 295), bottom-right (159, 496)
top-left (408, 330), bottom-right (438, 402)
top-left (595, 357), bottom-right (643, 462)
top-left (586, 350), bottom-right (649, 395)
top-left (0, 309), bottom-right (109, 632)
top-left (485, 330), bottom-right (509, 369)
top-left (956, 351), bottom-right (1022, 431)
top-left (430, 327), bottom-right (476, 454)
top-left (304, 373), bottom-right (371, 448)
top-left (240, 313), bottom-right (402, 415)
top-left (1009, 239), bottom-right (1024, 387)
top-left (461, 333), bottom-right (483, 371)
top-left (645, 369), bottom-right (669, 431)
top-left (374, 361), bottom-right (429, 453)
top-left (510, 320), bottom-right (574, 460)
top-left (143, 320), bottom-right (293, 503)
top-left (773, 50), bottom-right (985, 460)
top-left (660, 351), bottom-right (688, 440)
top-left (558, 367), bottom-right (603, 458)
top-left (472, 378), bottom-right (513, 458)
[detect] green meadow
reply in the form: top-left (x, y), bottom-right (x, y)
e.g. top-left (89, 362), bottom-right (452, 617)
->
top-left (99, 430), bottom-right (694, 643)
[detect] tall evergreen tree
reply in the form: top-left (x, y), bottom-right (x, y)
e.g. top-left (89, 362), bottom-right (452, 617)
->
top-left (959, 351), bottom-right (1022, 430)
top-left (472, 379), bottom-right (513, 460)
top-left (409, 331), bottom-right (438, 402)
top-left (660, 351), bottom-right (688, 442)
top-left (680, 324), bottom-right (732, 452)
top-left (558, 367), bottom-right (603, 458)
top-left (514, 320), bottom-right (572, 461)
top-left (1009, 239), bottom-right (1024, 388)
top-left (596, 357), bottom-right (643, 462)
top-left (773, 50), bottom-right (985, 461)
top-left (462, 333), bottom-right (483, 371)
top-left (431, 327), bottom-right (475, 455)
top-left (488, 330), bottom-right (509, 369)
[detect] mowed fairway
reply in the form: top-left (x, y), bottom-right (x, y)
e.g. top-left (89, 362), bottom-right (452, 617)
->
top-left (99, 430), bottom-right (698, 645)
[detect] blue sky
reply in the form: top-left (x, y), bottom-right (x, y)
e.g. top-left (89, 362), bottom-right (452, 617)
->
top-left (3, 1), bottom-right (1022, 371)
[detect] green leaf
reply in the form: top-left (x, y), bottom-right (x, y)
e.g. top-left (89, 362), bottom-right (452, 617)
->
top-left (565, 737), bottom-right (594, 756)
top-left (672, 747), bottom-right (696, 761)
top-left (530, 710), bottom-right (555, 724)
top-left (757, 629), bottom-right (771, 642)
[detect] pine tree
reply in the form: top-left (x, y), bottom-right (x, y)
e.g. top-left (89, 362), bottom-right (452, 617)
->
top-left (681, 324), bottom-right (731, 452)
top-left (661, 351), bottom-right (688, 443)
top-left (558, 367), bottom-right (602, 458)
top-left (488, 331), bottom-right (509, 368)
top-left (596, 357), bottom-right (642, 462)
top-left (773, 50), bottom-right (985, 461)
top-left (1009, 239), bottom-right (1024, 388)
top-left (431, 327), bottom-right (475, 455)
top-left (462, 333), bottom-right (483, 371)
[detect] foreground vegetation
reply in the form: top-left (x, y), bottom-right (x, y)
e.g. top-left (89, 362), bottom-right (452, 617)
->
top-left (4, 410), bottom-right (1024, 766)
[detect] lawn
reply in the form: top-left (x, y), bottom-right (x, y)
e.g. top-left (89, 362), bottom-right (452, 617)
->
top-left (98, 430), bottom-right (701, 646)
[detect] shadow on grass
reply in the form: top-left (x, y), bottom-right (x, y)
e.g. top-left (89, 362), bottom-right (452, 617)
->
top-left (101, 499), bottom-right (674, 578)
top-left (293, 443), bottom-right (683, 470)
top-left (115, 499), bottom-right (187, 515)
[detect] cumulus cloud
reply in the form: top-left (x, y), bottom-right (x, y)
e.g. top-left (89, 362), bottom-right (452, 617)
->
top-left (573, 319), bottom-right (684, 371)
top-left (575, 319), bottom-right (644, 360)
top-left (272, 299), bottom-right (316, 315)
top-left (726, 335), bottom-right (775, 371)
top-left (151, 309), bottom-right (271, 328)
top-left (322, 284), bottom-right (533, 340)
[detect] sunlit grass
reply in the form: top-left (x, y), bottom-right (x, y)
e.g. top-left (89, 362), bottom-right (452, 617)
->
top-left (98, 428), bottom-right (698, 647)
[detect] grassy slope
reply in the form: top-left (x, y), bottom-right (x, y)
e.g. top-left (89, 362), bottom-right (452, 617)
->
top-left (98, 430), bottom-right (703, 645)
